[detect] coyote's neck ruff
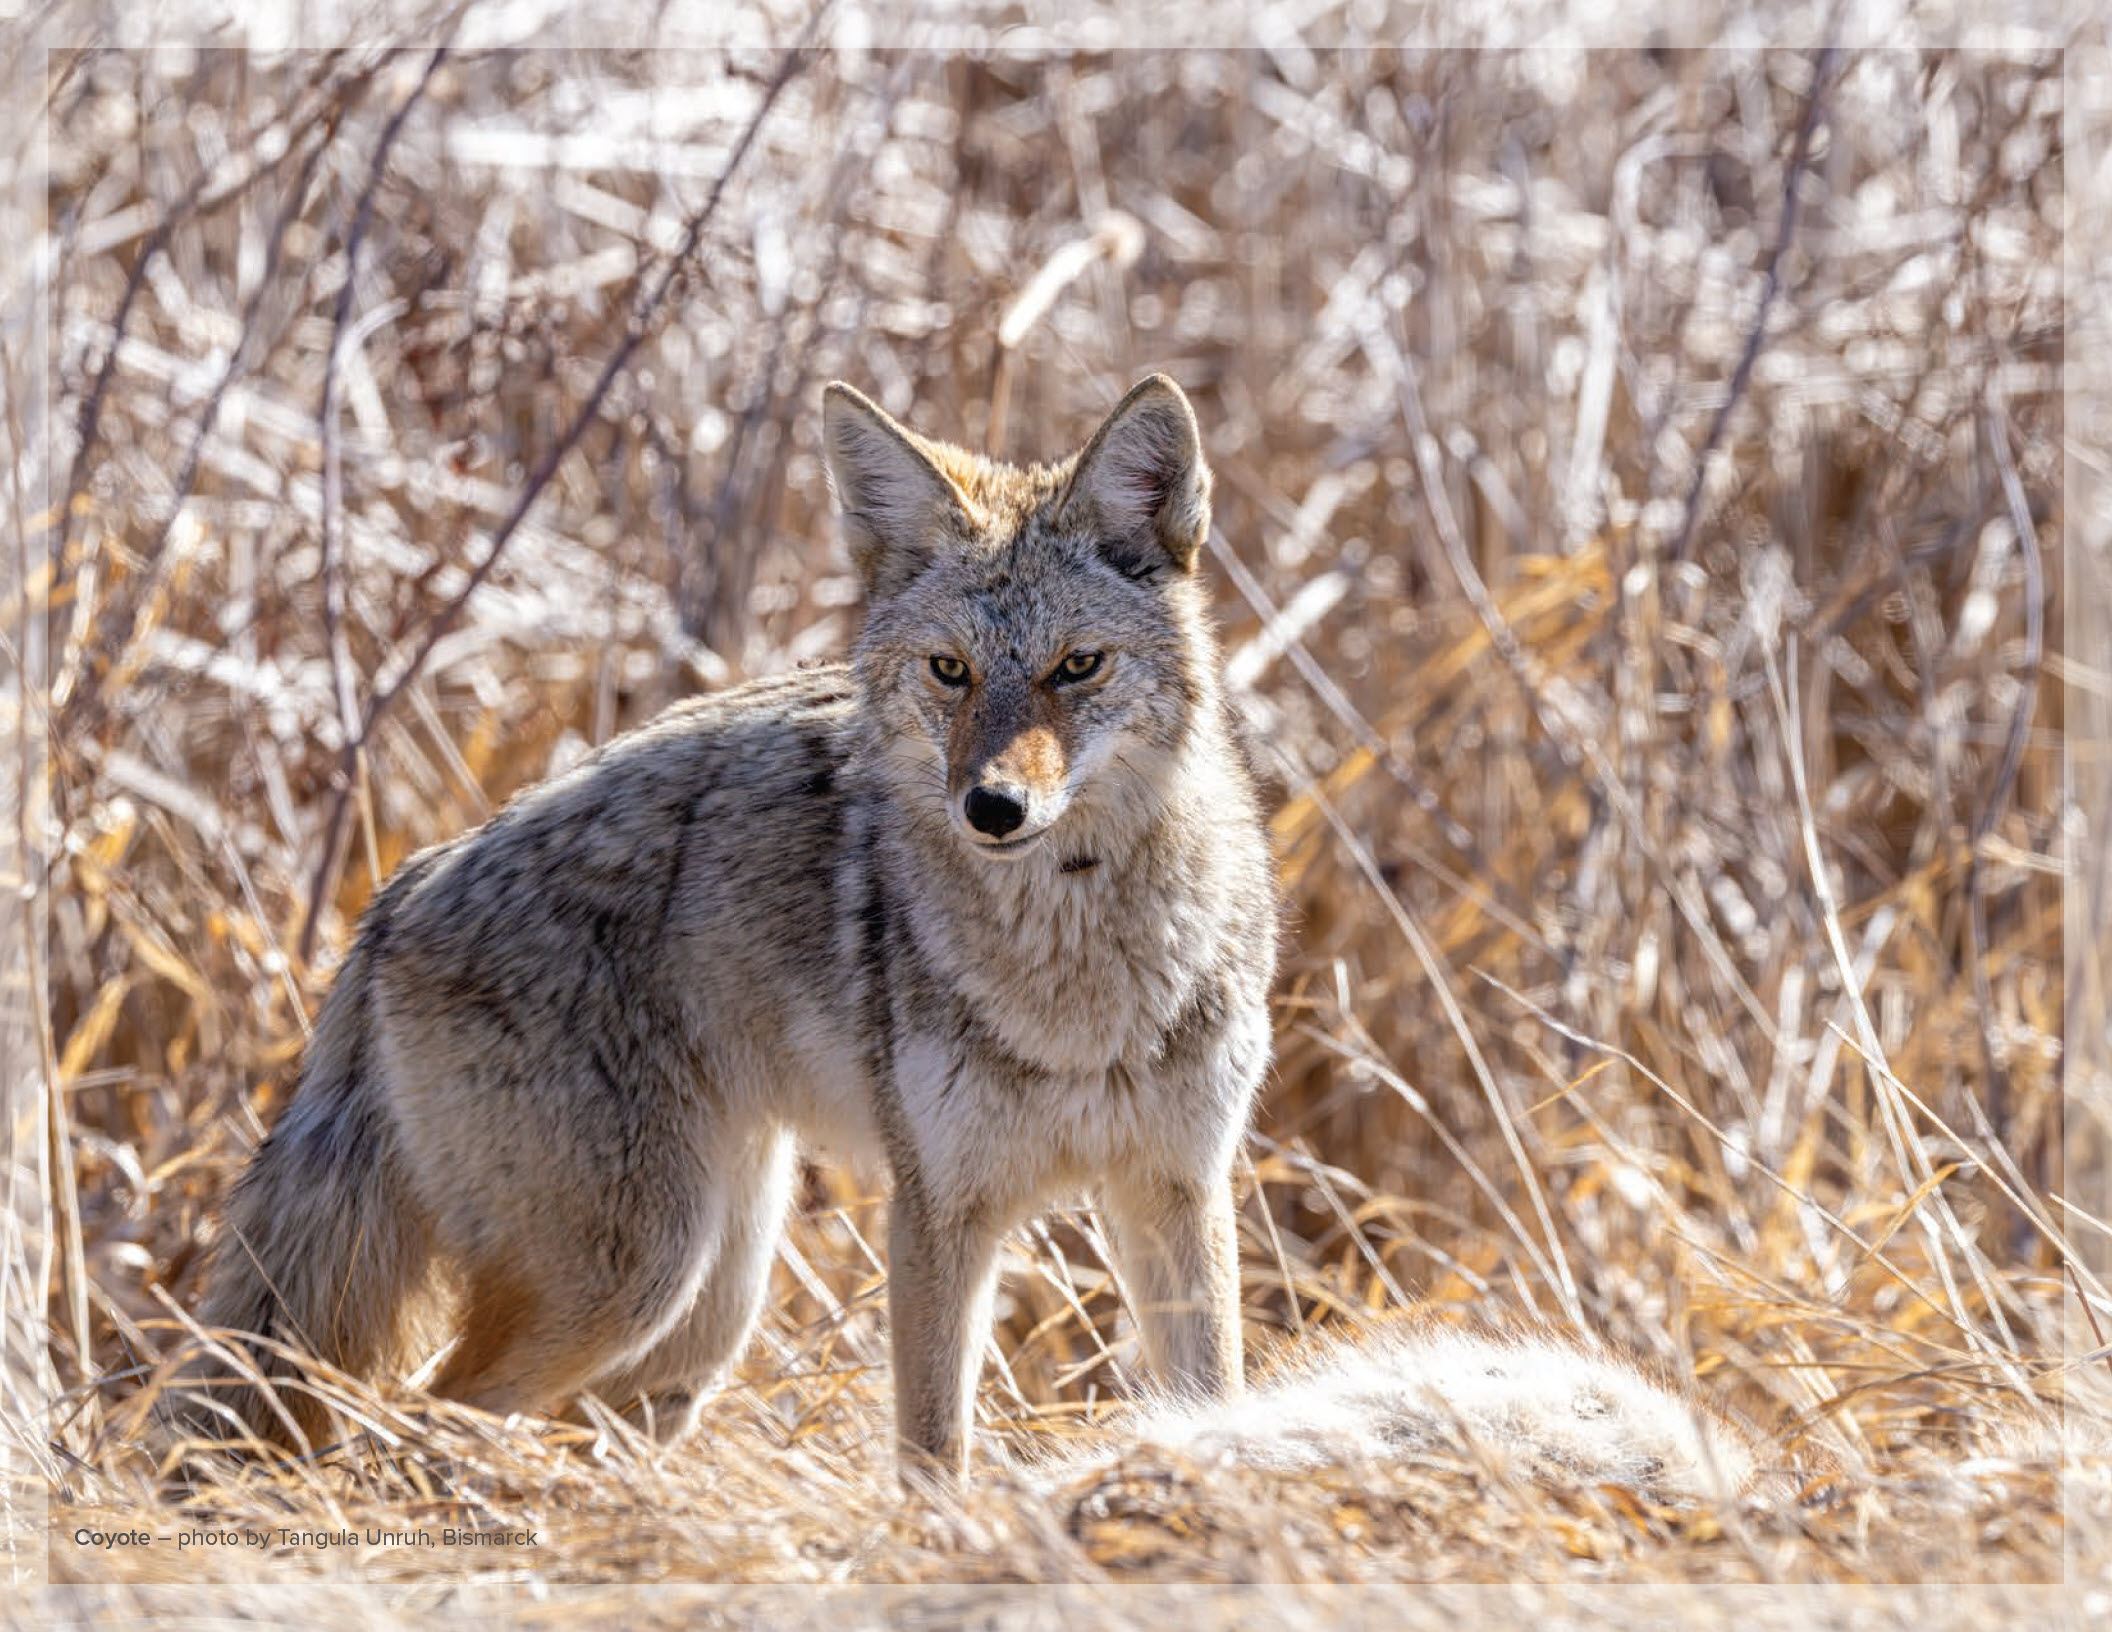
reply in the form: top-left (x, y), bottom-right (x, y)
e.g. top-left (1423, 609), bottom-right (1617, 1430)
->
top-left (192, 376), bottom-right (1278, 1487)
top-left (850, 661), bottom-right (1263, 1080)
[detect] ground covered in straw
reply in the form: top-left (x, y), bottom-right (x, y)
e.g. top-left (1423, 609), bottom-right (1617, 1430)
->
top-left (10, 1), bottom-right (2106, 1610)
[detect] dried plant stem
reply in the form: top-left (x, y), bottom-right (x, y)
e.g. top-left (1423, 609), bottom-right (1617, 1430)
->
top-left (1666, 45), bottom-right (1840, 565)
top-left (322, 47), bottom-right (454, 755)
top-left (4, 328), bottom-right (85, 1385)
top-left (1964, 392), bottom-right (2048, 1149)
top-left (303, 47), bottom-right (455, 963)
top-left (1385, 328), bottom-right (1776, 1040)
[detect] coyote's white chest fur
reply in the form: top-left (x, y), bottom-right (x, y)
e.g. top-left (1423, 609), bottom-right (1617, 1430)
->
top-left (883, 734), bottom-right (1263, 1079)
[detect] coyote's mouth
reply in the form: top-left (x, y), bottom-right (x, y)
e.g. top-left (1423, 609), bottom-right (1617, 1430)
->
top-left (969, 828), bottom-right (1048, 860)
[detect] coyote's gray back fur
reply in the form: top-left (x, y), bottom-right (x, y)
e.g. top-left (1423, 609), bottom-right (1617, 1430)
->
top-left (190, 376), bottom-right (1278, 1478)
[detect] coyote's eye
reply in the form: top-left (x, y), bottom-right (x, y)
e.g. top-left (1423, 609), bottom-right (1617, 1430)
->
top-left (929, 654), bottom-right (970, 687)
top-left (1053, 651), bottom-right (1104, 684)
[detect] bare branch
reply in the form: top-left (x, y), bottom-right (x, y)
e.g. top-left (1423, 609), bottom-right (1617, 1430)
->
top-left (1665, 45), bottom-right (1841, 566)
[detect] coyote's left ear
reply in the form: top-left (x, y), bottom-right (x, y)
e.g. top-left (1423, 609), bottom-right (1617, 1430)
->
top-left (1058, 374), bottom-right (1211, 580)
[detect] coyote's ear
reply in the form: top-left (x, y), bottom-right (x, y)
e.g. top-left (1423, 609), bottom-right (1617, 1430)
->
top-left (821, 383), bottom-right (973, 600)
top-left (1058, 374), bottom-right (1211, 580)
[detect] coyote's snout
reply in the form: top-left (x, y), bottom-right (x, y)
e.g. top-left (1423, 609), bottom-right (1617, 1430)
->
top-left (186, 374), bottom-right (1279, 1487)
top-left (948, 679), bottom-right (1076, 852)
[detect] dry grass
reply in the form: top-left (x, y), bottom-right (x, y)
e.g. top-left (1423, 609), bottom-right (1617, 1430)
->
top-left (6, 1), bottom-right (2106, 1610)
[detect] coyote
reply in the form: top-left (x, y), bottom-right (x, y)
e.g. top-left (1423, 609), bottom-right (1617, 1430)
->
top-left (190, 375), bottom-right (1278, 1484)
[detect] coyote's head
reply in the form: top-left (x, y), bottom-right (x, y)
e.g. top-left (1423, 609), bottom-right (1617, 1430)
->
top-left (824, 375), bottom-right (1218, 862)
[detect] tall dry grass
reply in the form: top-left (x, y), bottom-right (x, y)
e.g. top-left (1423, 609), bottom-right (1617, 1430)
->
top-left (5, 6), bottom-right (2104, 1600)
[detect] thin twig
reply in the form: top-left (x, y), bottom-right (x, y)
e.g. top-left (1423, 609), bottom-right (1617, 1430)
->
top-left (3, 329), bottom-right (87, 1386)
top-left (1666, 46), bottom-right (1840, 565)
top-left (1962, 391), bottom-right (2049, 1157)
top-left (1289, 758), bottom-right (1583, 1325)
top-left (1973, 397), bottom-right (2047, 852)
top-left (310, 47), bottom-right (454, 950)
top-left (1207, 468), bottom-right (1492, 868)
top-left (1765, 631), bottom-right (2030, 1375)
top-left (2066, 1258), bottom-right (2112, 1378)
top-left (691, 43), bottom-right (908, 651)
top-left (1478, 969), bottom-right (1987, 1349)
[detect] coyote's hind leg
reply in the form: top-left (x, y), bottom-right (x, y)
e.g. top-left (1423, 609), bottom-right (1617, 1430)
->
top-left (425, 1130), bottom-right (725, 1423)
top-left (590, 1125), bottom-right (798, 1441)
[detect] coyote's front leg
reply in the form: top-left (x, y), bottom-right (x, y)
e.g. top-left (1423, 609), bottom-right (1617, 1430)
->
top-left (886, 1192), bottom-right (1005, 1487)
top-left (1100, 1165), bottom-right (1244, 1400)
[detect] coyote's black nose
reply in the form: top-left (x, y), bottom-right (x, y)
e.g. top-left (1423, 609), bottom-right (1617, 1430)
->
top-left (964, 787), bottom-right (1026, 838)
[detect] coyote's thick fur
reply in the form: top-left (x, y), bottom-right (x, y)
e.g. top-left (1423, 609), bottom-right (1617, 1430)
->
top-left (1090, 1320), bottom-right (1767, 1502)
top-left (191, 376), bottom-right (1279, 1483)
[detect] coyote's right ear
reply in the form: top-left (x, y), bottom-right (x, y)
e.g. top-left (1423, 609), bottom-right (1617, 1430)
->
top-left (821, 384), bottom-right (973, 600)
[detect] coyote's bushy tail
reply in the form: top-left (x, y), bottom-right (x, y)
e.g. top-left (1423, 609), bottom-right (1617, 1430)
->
top-left (181, 938), bottom-right (434, 1447)
top-left (1056, 1319), bottom-right (1769, 1504)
